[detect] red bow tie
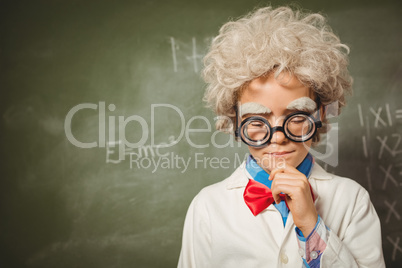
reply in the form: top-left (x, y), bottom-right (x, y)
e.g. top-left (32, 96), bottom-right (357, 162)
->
top-left (243, 179), bottom-right (315, 216)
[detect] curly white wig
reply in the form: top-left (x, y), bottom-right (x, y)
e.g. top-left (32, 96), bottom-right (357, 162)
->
top-left (203, 6), bottom-right (353, 142)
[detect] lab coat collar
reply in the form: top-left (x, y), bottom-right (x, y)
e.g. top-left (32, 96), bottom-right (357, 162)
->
top-left (226, 162), bottom-right (249, 190)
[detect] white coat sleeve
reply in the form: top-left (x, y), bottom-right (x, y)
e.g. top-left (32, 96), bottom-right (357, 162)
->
top-left (178, 194), bottom-right (211, 268)
top-left (321, 191), bottom-right (385, 267)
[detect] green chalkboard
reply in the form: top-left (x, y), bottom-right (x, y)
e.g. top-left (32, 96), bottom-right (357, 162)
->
top-left (1, 0), bottom-right (401, 267)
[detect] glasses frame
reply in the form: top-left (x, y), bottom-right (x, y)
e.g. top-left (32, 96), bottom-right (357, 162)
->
top-left (235, 106), bottom-right (323, 148)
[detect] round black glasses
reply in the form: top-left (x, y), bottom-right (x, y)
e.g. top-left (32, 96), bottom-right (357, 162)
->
top-left (235, 110), bottom-right (322, 148)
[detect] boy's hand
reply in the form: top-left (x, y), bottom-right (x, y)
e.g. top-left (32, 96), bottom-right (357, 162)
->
top-left (270, 165), bottom-right (317, 237)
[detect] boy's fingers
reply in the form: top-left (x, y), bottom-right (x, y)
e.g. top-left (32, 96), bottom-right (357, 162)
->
top-left (270, 164), bottom-right (306, 180)
top-left (269, 168), bottom-right (285, 180)
top-left (271, 184), bottom-right (291, 204)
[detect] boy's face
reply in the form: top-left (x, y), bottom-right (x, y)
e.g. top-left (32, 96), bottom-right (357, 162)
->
top-left (239, 72), bottom-right (316, 173)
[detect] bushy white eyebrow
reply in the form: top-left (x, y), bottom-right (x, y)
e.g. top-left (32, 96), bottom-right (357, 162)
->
top-left (286, 97), bottom-right (316, 112)
top-left (239, 102), bottom-right (271, 117)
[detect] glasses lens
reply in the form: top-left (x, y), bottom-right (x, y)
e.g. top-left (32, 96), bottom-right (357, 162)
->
top-left (241, 119), bottom-right (270, 146)
top-left (284, 114), bottom-right (315, 141)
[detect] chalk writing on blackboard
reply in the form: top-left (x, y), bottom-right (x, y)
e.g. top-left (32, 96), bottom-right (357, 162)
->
top-left (376, 134), bottom-right (402, 159)
top-left (357, 102), bottom-right (402, 263)
top-left (169, 37), bottom-right (209, 73)
top-left (387, 236), bottom-right (402, 261)
top-left (106, 136), bottom-right (175, 164)
top-left (395, 109), bottom-right (402, 120)
top-left (357, 103), bottom-right (402, 161)
top-left (357, 103), bottom-right (402, 128)
top-left (106, 140), bottom-right (250, 173)
top-left (380, 165), bottom-right (399, 189)
top-left (384, 200), bottom-right (401, 223)
top-left (170, 37), bottom-right (178, 72)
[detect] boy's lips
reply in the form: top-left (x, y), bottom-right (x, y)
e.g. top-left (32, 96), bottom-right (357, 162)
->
top-left (265, 150), bottom-right (295, 157)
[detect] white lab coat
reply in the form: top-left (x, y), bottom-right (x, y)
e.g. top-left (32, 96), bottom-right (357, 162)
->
top-left (178, 162), bottom-right (385, 268)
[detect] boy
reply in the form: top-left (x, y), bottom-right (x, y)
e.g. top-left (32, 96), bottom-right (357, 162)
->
top-left (178, 6), bottom-right (385, 267)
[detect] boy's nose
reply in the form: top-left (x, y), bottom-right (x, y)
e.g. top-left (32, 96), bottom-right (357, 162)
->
top-left (270, 127), bottom-right (288, 144)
